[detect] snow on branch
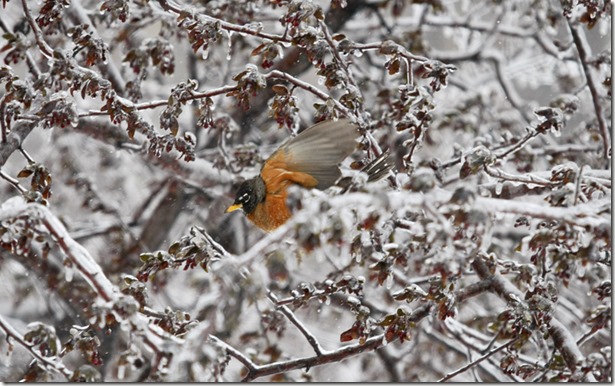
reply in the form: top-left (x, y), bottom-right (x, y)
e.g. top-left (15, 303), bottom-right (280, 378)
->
top-left (0, 315), bottom-right (73, 380)
top-left (471, 256), bottom-right (597, 382)
top-left (0, 197), bottom-right (186, 378)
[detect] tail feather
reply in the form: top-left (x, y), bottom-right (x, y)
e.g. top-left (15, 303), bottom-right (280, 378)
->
top-left (364, 151), bottom-right (395, 182)
top-left (335, 151), bottom-right (395, 192)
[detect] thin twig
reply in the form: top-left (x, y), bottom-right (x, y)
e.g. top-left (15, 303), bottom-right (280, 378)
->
top-left (0, 315), bottom-right (73, 380)
top-left (484, 165), bottom-right (554, 187)
top-left (438, 338), bottom-right (518, 382)
top-left (495, 130), bottom-right (540, 160)
top-left (157, 0), bottom-right (288, 42)
top-left (209, 335), bottom-right (259, 373)
top-left (567, 21), bottom-right (610, 165)
top-left (351, 42), bottom-right (431, 63)
top-left (20, 0), bottom-right (54, 58)
top-left (79, 85), bottom-right (240, 118)
top-left (265, 70), bottom-right (351, 116)
top-left (576, 328), bottom-right (599, 347)
top-left (243, 333), bottom-right (385, 382)
top-left (423, 326), bottom-right (517, 382)
top-left (19, 146), bottom-right (35, 164)
top-left (209, 303), bottom-right (432, 382)
top-left (0, 170), bottom-right (27, 194)
top-left (319, 19), bottom-right (359, 92)
top-left (0, 16), bottom-right (41, 77)
top-left (572, 164), bottom-right (585, 205)
top-left (267, 291), bottom-right (324, 356)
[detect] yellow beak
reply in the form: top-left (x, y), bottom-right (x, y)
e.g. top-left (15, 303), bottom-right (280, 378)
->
top-left (226, 203), bottom-right (243, 213)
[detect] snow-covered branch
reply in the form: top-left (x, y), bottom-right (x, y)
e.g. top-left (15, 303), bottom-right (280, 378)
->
top-left (0, 315), bottom-right (73, 380)
top-left (471, 256), bottom-right (597, 382)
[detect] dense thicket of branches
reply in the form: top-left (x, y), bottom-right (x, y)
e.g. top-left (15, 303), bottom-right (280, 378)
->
top-left (0, 0), bottom-right (611, 382)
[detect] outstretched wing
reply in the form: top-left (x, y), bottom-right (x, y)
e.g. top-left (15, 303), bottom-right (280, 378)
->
top-left (262, 119), bottom-right (359, 190)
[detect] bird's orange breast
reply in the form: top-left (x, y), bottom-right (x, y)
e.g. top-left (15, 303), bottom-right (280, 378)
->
top-left (246, 149), bottom-right (321, 231)
top-left (247, 192), bottom-right (291, 232)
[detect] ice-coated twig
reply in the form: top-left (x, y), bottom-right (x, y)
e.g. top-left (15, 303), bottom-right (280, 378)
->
top-left (421, 324), bottom-right (517, 382)
top-left (495, 130), bottom-right (540, 160)
top-left (0, 315), bottom-right (73, 380)
top-left (471, 255), bottom-right (597, 382)
top-left (157, 0), bottom-right (287, 43)
top-left (572, 164), bottom-right (585, 205)
top-left (0, 170), bottom-right (26, 194)
top-left (208, 335), bottom-right (259, 374)
top-left (319, 19), bottom-right (360, 93)
top-left (267, 291), bottom-right (324, 356)
top-left (40, 214), bottom-right (115, 302)
top-left (567, 21), bottom-right (610, 164)
top-left (0, 199), bottom-right (185, 372)
top-left (484, 165), bottom-right (553, 187)
top-left (20, 0), bottom-right (54, 58)
top-left (66, 1), bottom-right (126, 94)
top-left (0, 122), bottom-right (36, 167)
top-left (209, 303), bottom-right (432, 381)
top-left (438, 337), bottom-right (518, 382)
top-left (79, 85), bottom-right (240, 118)
top-left (264, 70), bottom-right (354, 119)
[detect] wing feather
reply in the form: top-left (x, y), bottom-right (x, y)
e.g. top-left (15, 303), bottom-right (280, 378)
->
top-left (263, 119), bottom-right (359, 190)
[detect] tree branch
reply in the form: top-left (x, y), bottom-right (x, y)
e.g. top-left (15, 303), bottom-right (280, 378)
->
top-left (471, 255), bottom-right (597, 382)
top-left (0, 199), bottom-right (185, 373)
top-left (0, 16), bottom-right (41, 77)
top-left (267, 291), bottom-right (324, 356)
top-left (20, 0), bottom-right (54, 58)
top-left (79, 85), bottom-right (240, 118)
top-left (209, 303), bottom-right (432, 381)
top-left (0, 315), bottom-right (72, 380)
top-left (438, 337), bottom-right (518, 382)
top-left (0, 121), bottom-right (35, 168)
top-left (66, 1), bottom-right (126, 95)
top-left (0, 170), bottom-right (27, 194)
top-left (157, 0), bottom-right (287, 42)
top-left (567, 21), bottom-right (610, 165)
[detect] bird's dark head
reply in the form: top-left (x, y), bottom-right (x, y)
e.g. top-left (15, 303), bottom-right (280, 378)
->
top-left (226, 176), bottom-right (266, 215)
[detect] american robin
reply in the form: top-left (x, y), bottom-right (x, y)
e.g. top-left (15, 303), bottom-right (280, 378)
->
top-left (226, 119), bottom-right (392, 231)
